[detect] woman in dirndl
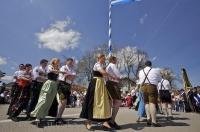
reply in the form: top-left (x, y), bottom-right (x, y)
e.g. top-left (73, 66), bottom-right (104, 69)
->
top-left (80, 54), bottom-right (114, 131)
top-left (7, 64), bottom-right (25, 118)
top-left (105, 56), bottom-right (122, 129)
top-left (31, 58), bottom-right (60, 127)
top-left (137, 89), bottom-right (146, 122)
top-left (10, 64), bottom-right (33, 122)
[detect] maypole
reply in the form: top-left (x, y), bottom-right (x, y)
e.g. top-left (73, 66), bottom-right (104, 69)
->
top-left (108, 0), bottom-right (112, 57)
top-left (108, 0), bottom-right (139, 56)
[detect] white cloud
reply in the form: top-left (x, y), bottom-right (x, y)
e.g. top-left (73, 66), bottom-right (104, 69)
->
top-left (152, 56), bottom-right (157, 61)
top-left (36, 18), bottom-right (81, 52)
top-left (139, 13), bottom-right (148, 24)
top-left (72, 57), bottom-right (79, 65)
top-left (1, 75), bottom-right (13, 82)
top-left (0, 56), bottom-right (7, 65)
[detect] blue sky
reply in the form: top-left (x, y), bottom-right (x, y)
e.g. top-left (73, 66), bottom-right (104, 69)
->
top-left (0, 0), bottom-right (200, 86)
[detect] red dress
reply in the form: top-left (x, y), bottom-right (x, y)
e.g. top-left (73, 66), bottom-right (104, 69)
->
top-left (17, 79), bottom-right (29, 89)
top-left (125, 95), bottom-right (133, 108)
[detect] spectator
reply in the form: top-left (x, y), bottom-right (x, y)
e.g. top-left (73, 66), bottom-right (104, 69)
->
top-left (125, 93), bottom-right (133, 109)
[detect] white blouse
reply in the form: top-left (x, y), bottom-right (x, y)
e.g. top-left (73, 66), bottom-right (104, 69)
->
top-left (93, 62), bottom-right (103, 72)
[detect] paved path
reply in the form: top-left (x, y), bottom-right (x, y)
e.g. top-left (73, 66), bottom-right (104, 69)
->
top-left (0, 105), bottom-right (200, 132)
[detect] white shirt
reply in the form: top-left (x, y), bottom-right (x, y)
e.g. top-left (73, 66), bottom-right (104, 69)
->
top-left (106, 63), bottom-right (122, 83)
top-left (18, 70), bottom-right (33, 80)
top-left (47, 65), bottom-right (54, 73)
top-left (93, 62), bottom-right (107, 84)
top-left (13, 70), bottom-right (25, 82)
top-left (157, 79), bottom-right (171, 90)
top-left (131, 89), bottom-right (136, 96)
top-left (0, 93), bottom-right (4, 98)
top-left (138, 66), bottom-right (161, 86)
top-left (14, 70), bottom-right (24, 77)
top-left (58, 65), bottom-right (76, 84)
top-left (32, 66), bottom-right (47, 82)
top-left (93, 62), bottom-right (104, 71)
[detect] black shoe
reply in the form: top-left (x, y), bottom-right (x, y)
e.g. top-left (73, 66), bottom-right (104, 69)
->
top-left (55, 118), bottom-right (66, 124)
top-left (109, 122), bottom-right (121, 130)
top-left (164, 116), bottom-right (169, 121)
top-left (147, 119), bottom-right (151, 126)
top-left (54, 118), bottom-right (60, 124)
top-left (165, 116), bottom-right (173, 121)
top-left (11, 117), bottom-right (19, 122)
top-left (108, 122), bottom-right (114, 127)
top-left (169, 116), bottom-right (174, 120)
top-left (25, 114), bottom-right (30, 120)
top-left (60, 118), bottom-right (67, 124)
top-left (37, 119), bottom-right (48, 128)
top-left (136, 117), bottom-right (140, 123)
top-left (151, 123), bottom-right (161, 127)
top-left (27, 116), bottom-right (36, 121)
top-left (36, 121), bottom-right (44, 128)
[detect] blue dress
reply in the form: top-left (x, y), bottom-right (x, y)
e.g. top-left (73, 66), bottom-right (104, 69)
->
top-left (137, 92), bottom-right (146, 117)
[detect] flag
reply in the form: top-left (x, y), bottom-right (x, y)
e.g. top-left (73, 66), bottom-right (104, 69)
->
top-left (111, 0), bottom-right (140, 6)
top-left (181, 68), bottom-right (192, 90)
top-left (0, 70), bottom-right (5, 78)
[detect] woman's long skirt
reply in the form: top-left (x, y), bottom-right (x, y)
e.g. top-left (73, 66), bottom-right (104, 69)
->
top-left (7, 83), bottom-right (20, 116)
top-left (80, 77), bottom-right (111, 121)
top-left (31, 80), bottom-right (57, 119)
top-left (9, 84), bottom-right (31, 117)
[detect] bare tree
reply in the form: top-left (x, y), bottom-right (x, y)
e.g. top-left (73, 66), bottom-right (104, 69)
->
top-left (116, 46), bottom-right (148, 90)
top-left (160, 68), bottom-right (177, 89)
top-left (77, 51), bottom-right (96, 83)
top-left (76, 45), bottom-right (148, 90)
top-left (131, 50), bottom-right (149, 79)
top-left (77, 43), bottom-right (119, 83)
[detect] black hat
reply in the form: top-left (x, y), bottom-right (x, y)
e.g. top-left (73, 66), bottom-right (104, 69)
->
top-left (19, 64), bottom-right (24, 67)
top-left (25, 64), bottom-right (32, 67)
top-left (145, 61), bottom-right (152, 67)
top-left (40, 59), bottom-right (48, 64)
top-left (66, 58), bottom-right (74, 62)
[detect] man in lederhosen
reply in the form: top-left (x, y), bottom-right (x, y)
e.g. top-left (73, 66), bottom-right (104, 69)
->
top-left (106, 56), bottom-right (122, 130)
top-left (157, 77), bottom-right (173, 120)
top-left (56, 58), bottom-right (76, 124)
top-left (138, 61), bottom-right (162, 127)
top-left (26, 59), bottom-right (48, 120)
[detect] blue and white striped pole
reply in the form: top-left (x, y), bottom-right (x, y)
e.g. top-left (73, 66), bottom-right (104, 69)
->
top-left (108, 0), bottom-right (112, 57)
top-left (109, 0), bottom-right (139, 56)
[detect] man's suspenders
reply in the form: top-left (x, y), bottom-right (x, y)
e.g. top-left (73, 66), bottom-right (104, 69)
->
top-left (142, 68), bottom-right (152, 85)
top-left (160, 80), bottom-right (166, 90)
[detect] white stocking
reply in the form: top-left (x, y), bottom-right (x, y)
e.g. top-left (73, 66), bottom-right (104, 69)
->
top-left (150, 103), bottom-right (157, 123)
top-left (145, 104), bottom-right (150, 120)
